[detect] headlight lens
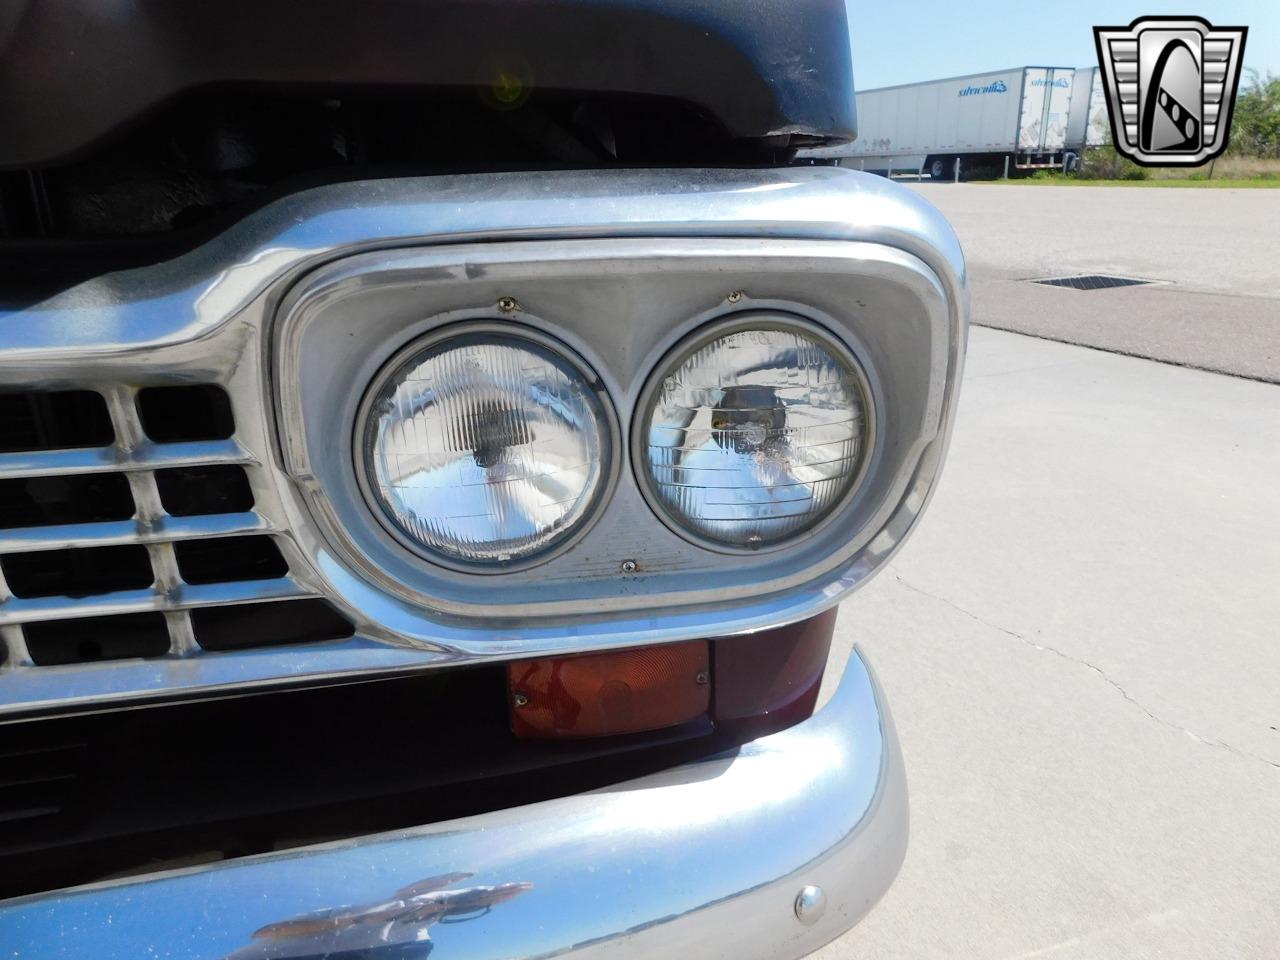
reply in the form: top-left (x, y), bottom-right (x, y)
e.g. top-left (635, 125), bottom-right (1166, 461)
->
top-left (639, 316), bottom-right (871, 549)
top-left (361, 327), bottom-right (611, 566)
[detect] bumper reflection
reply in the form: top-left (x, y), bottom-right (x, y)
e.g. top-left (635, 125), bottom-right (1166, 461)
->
top-left (225, 873), bottom-right (532, 959)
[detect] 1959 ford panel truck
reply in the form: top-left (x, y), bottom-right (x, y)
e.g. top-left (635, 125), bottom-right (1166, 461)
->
top-left (0, 2), bottom-right (965, 957)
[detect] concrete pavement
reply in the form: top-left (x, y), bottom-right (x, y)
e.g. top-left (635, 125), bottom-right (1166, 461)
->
top-left (905, 184), bottom-right (1280, 382)
top-left (820, 327), bottom-right (1280, 959)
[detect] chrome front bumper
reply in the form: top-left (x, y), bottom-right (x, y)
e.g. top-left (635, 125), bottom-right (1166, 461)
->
top-left (1, 647), bottom-right (906, 960)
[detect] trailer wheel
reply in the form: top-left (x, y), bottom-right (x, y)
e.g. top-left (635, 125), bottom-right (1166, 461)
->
top-left (928, 158), bottom-right (946, 180)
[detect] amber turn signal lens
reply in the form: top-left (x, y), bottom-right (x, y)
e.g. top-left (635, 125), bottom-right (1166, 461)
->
top-left (508, 640), bottom-right (710, 739)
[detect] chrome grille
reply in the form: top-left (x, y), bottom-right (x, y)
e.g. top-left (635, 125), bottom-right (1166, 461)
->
top-left (0, 384), bottom-right (352, 669)
top-left (0, 169), bottom-right (968, 719)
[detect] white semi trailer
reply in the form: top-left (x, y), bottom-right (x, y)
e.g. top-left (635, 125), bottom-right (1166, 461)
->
top-left (802, 66), bottom-right (1083, 178)
top-left (1064, 66), bottom-right (1111, 156)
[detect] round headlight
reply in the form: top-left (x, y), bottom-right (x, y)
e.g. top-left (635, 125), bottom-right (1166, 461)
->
top-left (359, 325), bottom-right (612, 567)
top-left (637, 314), bottom-right (872, 550)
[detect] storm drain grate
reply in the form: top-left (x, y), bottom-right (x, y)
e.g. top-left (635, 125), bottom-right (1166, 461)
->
top-left (1031, 275), bottom-right (1154, 291)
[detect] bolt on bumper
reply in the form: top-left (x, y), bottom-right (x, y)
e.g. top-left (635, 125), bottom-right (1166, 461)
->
top-left (0, 647), bottom-right (907, 960)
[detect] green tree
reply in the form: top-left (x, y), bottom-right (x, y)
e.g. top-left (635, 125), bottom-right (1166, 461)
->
top-left (1229, 71), bottom-right (1280, 157)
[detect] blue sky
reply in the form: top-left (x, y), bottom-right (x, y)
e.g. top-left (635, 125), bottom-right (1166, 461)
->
top-left (846, 1), bottom-right (1277, 89)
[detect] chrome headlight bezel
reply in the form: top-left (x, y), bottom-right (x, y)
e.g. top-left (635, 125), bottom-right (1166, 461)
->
top-left (274, 234), bottom-right (951, 626)
top-left (632, 311), bottom-right (877, 555)
top-left (353, 321), bottom-right (620, 573)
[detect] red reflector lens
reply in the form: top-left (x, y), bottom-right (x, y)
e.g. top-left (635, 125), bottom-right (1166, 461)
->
top-left (508, 641), bottom-right (710, 739)
top-left (711, 607), bottom-right (835, 739)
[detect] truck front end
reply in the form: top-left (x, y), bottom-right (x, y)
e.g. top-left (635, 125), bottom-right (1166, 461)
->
top-left (0, 3), bottom-right (967, 956)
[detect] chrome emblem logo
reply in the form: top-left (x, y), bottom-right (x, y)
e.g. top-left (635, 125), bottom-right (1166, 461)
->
top-left (1093, 16), bottom-right (1248, 166)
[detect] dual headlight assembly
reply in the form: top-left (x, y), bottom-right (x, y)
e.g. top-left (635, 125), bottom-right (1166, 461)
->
top-left (356, 313), bottom-right (873, 570)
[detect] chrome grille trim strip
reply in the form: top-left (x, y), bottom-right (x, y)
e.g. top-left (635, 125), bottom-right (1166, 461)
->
top-left (0, 578), bottom-right (317, 626)
top-left (176, 579), bottom-right (320, 608)
top-left (0, 439), bottom-right (254, 479)
top-left (0, 513), bottom-right (270, 554)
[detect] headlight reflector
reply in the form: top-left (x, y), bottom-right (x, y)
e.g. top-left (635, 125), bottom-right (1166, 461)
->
top-left (360, 326), bottom-right (611, 566)
top-left (638, 316), bottom-right (871, 549)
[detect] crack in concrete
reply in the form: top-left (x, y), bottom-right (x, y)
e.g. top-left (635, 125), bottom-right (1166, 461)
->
top-left (891, 570), bottom-right (1280, 772)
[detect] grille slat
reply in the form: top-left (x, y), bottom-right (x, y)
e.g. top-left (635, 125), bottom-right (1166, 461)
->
top-left (0, 577), bottom-right (317, 626)
top-left (108, 385), bottom-right (199, 655)
top-left (180, 579), bottom-right (319, 609)
top-left (0, 385), bottom-right (351, 675)
top-left (0, 512), bottom-right (268, 554)
top-left (0, 439), bottom-right (254, 480)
